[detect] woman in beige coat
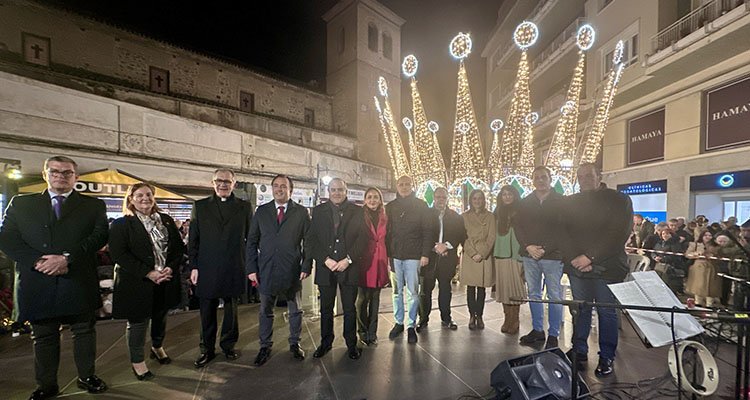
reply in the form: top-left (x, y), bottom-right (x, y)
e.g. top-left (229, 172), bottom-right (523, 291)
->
top-left (461, 189), bottom-right (495, 330)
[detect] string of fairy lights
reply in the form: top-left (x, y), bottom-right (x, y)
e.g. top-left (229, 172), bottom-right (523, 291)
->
top-left (374, 23), bottom-right (624, 209)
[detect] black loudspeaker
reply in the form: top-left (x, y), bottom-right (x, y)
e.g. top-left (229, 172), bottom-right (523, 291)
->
top-left (490, 348), bottom-right (589, 400)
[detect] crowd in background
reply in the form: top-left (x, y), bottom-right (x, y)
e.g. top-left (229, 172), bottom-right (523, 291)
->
top-left (627, 214), bottom-right (750, 308)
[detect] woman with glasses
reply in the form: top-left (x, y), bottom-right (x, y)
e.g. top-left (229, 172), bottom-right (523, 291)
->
top-left (109, 183), bottom-right (184, 380)
top-left (460, 189), bottom-right (496, 330)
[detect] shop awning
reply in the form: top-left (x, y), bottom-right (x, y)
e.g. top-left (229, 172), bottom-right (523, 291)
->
top-left (19, 169), bottom-right (189, 200)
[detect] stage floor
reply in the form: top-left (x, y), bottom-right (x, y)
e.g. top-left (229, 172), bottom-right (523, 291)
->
top-left (0, 286), bottom-right (739, 399)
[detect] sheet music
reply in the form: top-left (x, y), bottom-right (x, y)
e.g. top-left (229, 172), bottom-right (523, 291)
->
top-left (608, 271), bottom-right (704, 347)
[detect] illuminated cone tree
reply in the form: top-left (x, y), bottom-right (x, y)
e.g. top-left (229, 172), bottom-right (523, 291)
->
top-left (448, 33), bottom-right (485, 181)
top-left (577, 40), bottom-right (625, 166)
top-left (497, 21), bottom-right (539, 178)
top-left (545, 25), bottom-right (595, 182)
top-left (376, 77), bottom-right (411, 179)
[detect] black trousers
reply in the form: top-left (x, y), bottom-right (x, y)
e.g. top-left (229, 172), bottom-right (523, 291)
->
top-left (356, 287), bottom-right (381, 341)
top-left (126, 305), bottom-right (169, 363)
top-left (199, 296), bottom-right (239, 354)
top-left (31, 313), bottom-right (97, 390)
top-left (319, 283), bottom-right (358, 349)
top-left (466, 286), bottom-right (486, 317)
top-left (419, 261), bottom-right (456, 324)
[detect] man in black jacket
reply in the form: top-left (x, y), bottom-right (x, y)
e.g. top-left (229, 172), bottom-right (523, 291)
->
top-left (305, 178), bottom-right (365, 360)
top-left (247, 174), bottom-right (310, 366)
top-left (0, 156), bottom-right (109, 399)
top-left (562, 163), bottom-right (633, 377)
top-left (386, 175), bottom-right (436, 344)
top-left (189, 169), bottom-right (253, 368)
top-left (418, 187), bottom-right (466, 332)
top-left (514, 166), bottom-right (565, 350)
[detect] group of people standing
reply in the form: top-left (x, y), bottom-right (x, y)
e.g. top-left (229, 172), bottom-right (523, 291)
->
top-left (0, 155), bottom-right (634, 400)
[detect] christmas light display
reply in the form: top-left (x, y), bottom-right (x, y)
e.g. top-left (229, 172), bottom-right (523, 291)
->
top-left (545, 24), bottom-right (594, 181)
top-left (494, 21), bottom-right (539, 180)
top-left (376, 76), bottom-right (411, 179)
top-left (487, 119), bottom-right (505, 183)
top-left (403, 54), bottom-right (447, 185)
top-left (427, 121), bottom-right (447, 183)
top-left (577, 40), bottom-right (625, 165)
top-left (447, 176), bottom-right (491, 213)
top-left (449, 45), bottom-right (485, 182)
top-left (373, 96), bottom-right (398, 181)
top-left (402, 117), bottom-right (421, 178)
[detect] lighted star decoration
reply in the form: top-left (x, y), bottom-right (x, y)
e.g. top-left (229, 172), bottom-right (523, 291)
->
top-left (560, 100), bottom-right (575, 114)
top-left (428, 121), bottom-right (439, 133)
top-left (402, 117), bottom-right (413, 131)
top-left (490, 119), bottom-right (504, 132)
top-left (514, 21), bottom-right (539, 50)
top-left (378, 76), bottom-right (388, 97)
top-left (524, 112), bottom-right (539, 126)
top-left (576, 24), bottom-right (595, 51)
top-left (402, 54), bottom-right (418, 77)
top-left (457, 121), bottom-right (470, 133)
top-left (449, 32), bottom-right (472, 60)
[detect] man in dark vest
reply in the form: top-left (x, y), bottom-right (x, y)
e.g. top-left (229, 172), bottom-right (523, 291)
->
top-left (247, 174), bottom-right (310, 366)
top-left (305, 178), bottom-right (365, 360)
top-left (0, 155), bottom-right (109, 400)
top-left (189, 168), bottom-right (253, 368)
top-left (417, 187), bottom-right (465, 332)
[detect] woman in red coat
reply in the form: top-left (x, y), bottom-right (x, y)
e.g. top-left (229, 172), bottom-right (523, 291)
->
top-left (356, 187), bottom-right (389, 345)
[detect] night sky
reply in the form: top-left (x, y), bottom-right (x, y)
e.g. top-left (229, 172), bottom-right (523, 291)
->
top-left (43, 0), bottom-right (500, 151)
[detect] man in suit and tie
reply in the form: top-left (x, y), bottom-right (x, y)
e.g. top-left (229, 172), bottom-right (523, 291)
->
top-left (247, 174), bottom-right (310, 366)
top-left (189, 168), bottom-right (253, 368)
top-left (305, 178), bottom-right (365, 360)
top-left (0, 155), bottom-right (109, 400)
top-left (418, 187), bottom-right (466, 332)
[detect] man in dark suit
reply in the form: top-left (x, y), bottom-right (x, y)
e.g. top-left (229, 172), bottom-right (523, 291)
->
top-left (247, 174), bottom-right (310, 366)
top-left (0, 155), bottom-right (109, 400)
top-left (189, 168), bottom-right (253, 368)
top-left (418, 187), bottom-right (465, 332)
top-left (305, 178), bottom-right (365, 360)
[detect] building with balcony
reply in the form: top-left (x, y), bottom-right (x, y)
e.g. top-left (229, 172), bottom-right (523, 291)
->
top-left (0, 0), bottom-right (399, 209)
top-left (484, 0), bottom-right (750, 222)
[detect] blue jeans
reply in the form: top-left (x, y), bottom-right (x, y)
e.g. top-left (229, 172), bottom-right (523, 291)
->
top-left (522, 257), bottom-right (563, 337)
top-left (391, 259), bottom-right (420, 328)
top-left (569, 274), bottom-right (619, 360)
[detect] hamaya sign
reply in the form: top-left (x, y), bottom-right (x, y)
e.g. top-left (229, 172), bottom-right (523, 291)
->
top-left (627, 108), bottom-right (665, 166)
top-left (705, 75), bottom-right (750, 151)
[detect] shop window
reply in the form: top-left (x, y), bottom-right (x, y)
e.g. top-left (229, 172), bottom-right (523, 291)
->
top-left (724, 200), bottom-right (750, 223)
top-left (382, 32), bottom-right (392, 60)
top-left (368, 24), bottom-right (378, 52)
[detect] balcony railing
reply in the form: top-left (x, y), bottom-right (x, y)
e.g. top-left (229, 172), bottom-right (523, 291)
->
top-left (530, 17), bottom-right (584, 71)
top-left (651, 0), bottom-right (748, 53)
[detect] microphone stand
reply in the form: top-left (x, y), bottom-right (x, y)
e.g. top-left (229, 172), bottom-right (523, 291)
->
top-left (514, 297), bottom-right (750, 400)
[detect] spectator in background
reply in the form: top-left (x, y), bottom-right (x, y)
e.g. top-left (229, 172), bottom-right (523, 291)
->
top-left (668, 218), bottom-right (693, 251)
top-left (653, 228), bottom-right (685, 293)
top-left (632, 214), bottom-right (654, 249)
top-left (641, 221), bottom-right (667, 251)
top-left (686, 229), bottom-right (713, 259)
top-left (685, 240), bottom-right (722, 308)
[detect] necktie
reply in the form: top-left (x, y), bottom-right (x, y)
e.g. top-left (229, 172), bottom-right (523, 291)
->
top-left (277, 206), bottom-right (285, 225)
top-left (53, 195), bottom-right (65, 219)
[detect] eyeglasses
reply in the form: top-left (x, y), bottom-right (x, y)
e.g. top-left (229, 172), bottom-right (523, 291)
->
top-left (213, 179), bottom-right (234, 186)
top-left (46, 169), bottom-right (76, 178)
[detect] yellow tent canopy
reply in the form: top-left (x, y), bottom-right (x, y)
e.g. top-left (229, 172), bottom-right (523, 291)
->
top-left (20, 169), bottom-right (188, 200)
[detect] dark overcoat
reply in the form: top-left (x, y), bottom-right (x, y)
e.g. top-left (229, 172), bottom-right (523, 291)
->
top-left (426, 207), bottom-right (467, 272)
top-left (189, 194), bottom-right (253, 299)
top-left (304, 200), bottom-right (365, 287)
top-left (109, 213), bottom-right (185, 320)
top-left (246, 200), bottom-right (310, 297)
top-left (0, 190), bottom-right (108, 322)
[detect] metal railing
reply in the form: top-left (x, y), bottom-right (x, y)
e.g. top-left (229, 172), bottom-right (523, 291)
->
top-left (530, 17), bottom-right (584, 71)
top-left (651, 0), bottom-right (747, 53)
